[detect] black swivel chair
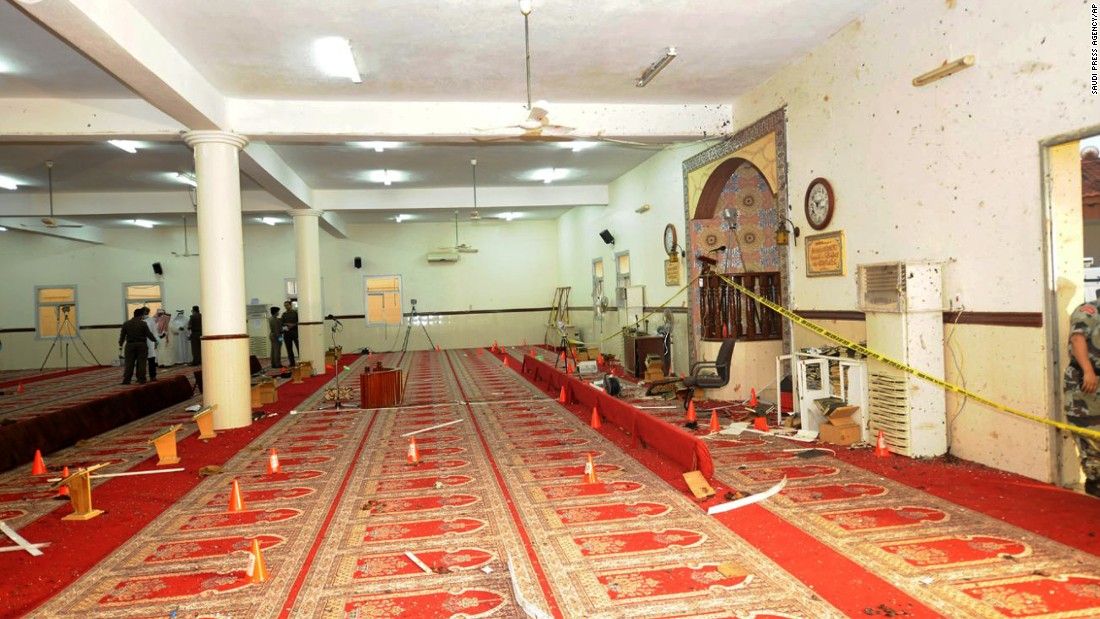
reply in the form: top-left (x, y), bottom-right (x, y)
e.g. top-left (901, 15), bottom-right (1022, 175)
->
top-left (681, 338), bottom-right (735, 408)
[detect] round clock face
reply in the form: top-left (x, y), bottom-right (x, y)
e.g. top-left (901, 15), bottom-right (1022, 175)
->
top-left (663, 224), bottom-right (678, 255)
top-left (804, 178), bottom-right (834, 230)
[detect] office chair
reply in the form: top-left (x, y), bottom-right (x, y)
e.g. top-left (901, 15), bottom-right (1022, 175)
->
top-left (681, 338), bottom-right (735, 409)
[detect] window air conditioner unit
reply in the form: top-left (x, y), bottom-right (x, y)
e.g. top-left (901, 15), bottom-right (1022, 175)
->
top-left (427, 251), bottom-right (460, 263)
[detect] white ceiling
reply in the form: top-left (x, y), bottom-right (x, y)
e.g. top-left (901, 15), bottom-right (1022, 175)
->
top-left (0, 0), bottom-right (886, 229)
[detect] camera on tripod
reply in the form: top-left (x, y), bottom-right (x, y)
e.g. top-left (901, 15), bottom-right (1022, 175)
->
top-left (60, 305), bottom-right (71, 314)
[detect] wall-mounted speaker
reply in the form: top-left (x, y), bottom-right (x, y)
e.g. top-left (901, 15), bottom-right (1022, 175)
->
top-left (354, 257), bottom-right (362, 269)
top-left (152, 262), bottom-right (163, 276)
top-left (599, 230), bottom-right (615, 245)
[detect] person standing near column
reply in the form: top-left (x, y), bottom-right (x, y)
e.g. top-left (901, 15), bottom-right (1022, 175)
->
top-left (1065, 298), bottom-right (1100, 497)
top-left (268, 306), bottom-right (284, 369)
top-left (141, 307), bottom-right (160, 381)
top-left (154, 308), bottom-right (171, 367)
top-left (188, 305), bottom-right (203, 366)
top-left (282, 300), bottom-right (299, 367)
top-left (118, 308), bottom-right (157, 385)
top-left (171, 309), bottom-right (191, 365)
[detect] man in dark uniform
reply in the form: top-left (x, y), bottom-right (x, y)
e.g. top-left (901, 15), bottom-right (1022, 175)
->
top-left (268, 306), bottom-right (283, 369)
top-left (282, 300), bottom-right (299, 367)
top-left (118, 308), bottom-right (157, 385)
top-left (1065, 298), bottom-right (1100, 496)
top-left (188, 306), bottom-right (202, 366)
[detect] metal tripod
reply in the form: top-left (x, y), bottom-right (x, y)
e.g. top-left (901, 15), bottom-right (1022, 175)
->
top-left (400, 301), bottom-right (435, 353)
top-left (318, 318), bottom-right (349, 410)
top-left (40, 306), bottom-right (101, 371)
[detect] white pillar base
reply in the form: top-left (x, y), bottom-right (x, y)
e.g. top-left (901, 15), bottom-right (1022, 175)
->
top-left (203, 337), bottom-right (252, 429)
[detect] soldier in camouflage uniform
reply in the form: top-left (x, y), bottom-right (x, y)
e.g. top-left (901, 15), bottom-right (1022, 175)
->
top-left (1065, 299), bottom-right (1100, 496)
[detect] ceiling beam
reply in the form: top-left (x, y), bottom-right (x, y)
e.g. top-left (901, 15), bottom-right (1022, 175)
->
top-left (238, 142), bottom-right (314, 211)
top-left (313, 185), bottom-right (608, 212)
top-left (0, 98), bottom-right (183, 140)
top-left (13, 0), bottom-right (226, 130)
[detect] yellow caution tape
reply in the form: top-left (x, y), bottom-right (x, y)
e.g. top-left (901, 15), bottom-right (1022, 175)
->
top-left (713, 272), bottom-right (1100, 441)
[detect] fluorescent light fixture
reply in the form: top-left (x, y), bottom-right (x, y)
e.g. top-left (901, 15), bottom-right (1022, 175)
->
top-left (912, 55), bottom-right (975, 87)
top-left (0, 57), bottom-right (12, 74)
top-left (366, 169), bottom-right (407, 185)
top-left (0, 175), bottom-right (18, 190)
top-left (353, 141), bottom-right (401, 152)
top-left (518, 0), bottom-right (532, 16)
top-left (395, 214), bottom-right (411, 223)
top-left (131, 219), bottom-right (155, 229)
top-left (107, 140), bottom-right (140, 154)
top-left (0, 226), bottom-right (7, 232)
top-left (500, 212), bottom-right (521, 221)
top-left (636, 47), bottom-right (677, 88)
top-left (565, 141), bottom-right (598, 152)
top-left (174, 172), bottom-right (197, 187)
top-left (532, 167), bottom-right (568, 184)
top-left (314, 37), bottom-right (362, 83)
top-left (260, 217), bottom-right (279, 226)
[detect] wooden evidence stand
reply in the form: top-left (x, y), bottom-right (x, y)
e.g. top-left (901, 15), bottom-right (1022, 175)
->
top-left (292, 360), bottom-right (314, 384)
top-left (193, 405), bottom-right (216, 440)
top-left (53, 463), bottom-right (110, 521)
top-left (148, 424), bottom-right (183, 465)
top-left (360, 363), bottom-right (404, 408)
top-left (251, 378), bottom-right (277, 408)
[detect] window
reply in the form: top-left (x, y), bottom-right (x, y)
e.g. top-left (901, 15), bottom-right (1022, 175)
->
top-left (36, 286), bottom-right (78, 338)
top-left (123, 283), bottom-right (163, 319)
top-left (614, 251), bottom-right (631, 308)
top-left (364, 275), bottom-right (402, 325)
top-left (285, 278), bottom-right (298, 300)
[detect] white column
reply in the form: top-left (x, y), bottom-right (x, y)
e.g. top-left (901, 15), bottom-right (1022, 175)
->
top-left (183, 130), bottom-right (251, 430)
top-left (290, 209), bottom-right (326, 376)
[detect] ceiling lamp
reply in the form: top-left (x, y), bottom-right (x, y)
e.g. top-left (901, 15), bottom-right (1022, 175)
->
top-left (107, 140), bottom-right (140, 154)
top-left (470, 159), bottom-right (481, 220)
top-left (636, 47), bottom-right (677, 88)
top-left (0, 175), bottom-right (17, 190)
top-left (260, 217), bottom-right (279, 226)
top-left (367, 169), bottom-right (405, 185)
top-left (500, 212), bottom-right (521, 221)
top-left (395, 214), bottom-right (410, 223)
top-left (912, 55), bottom-right (975, 87)
top-left (174, 172), bottom-right (197, 187)
top-left (533, 167), bottom-right (567, 184)
top-left (131, 219), bottom-right (155, 229)
top-left (313, 37), bottom-right (362, 83)
top-left (353, 141), bottom-right (401, 152)
top-left (0, 226), bottom-right (7, 232)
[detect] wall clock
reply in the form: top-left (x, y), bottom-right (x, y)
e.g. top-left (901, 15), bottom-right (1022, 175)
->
top-left (804, 177), bottom-right (835, 231)
top-left (663, 223), bottom-right (678, 256)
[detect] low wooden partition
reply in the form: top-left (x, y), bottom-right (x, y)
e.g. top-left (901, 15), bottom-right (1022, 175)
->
top-left (0, 375), bottom-right (194, 473)
top-left (518, 354), bottom-right (714, 478)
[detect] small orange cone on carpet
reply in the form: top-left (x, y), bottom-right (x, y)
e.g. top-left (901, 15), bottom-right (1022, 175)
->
top-left (31, 450), bottom-right (46, 475)
top-left (503, 356), bottom-right (510, 369)
top-left (567, 361), bottom-right (575, 374)
top-left (368, 351), bottom-right (373, 359)
top-left (228, 479), bottom-right (246, 512)
top-left (436, 344), bottom-right (441, 352)
top-left (749, 388), bottom-right (758, 407)
top-left (598, 354), bottom-right (605, 365)
top-left (478, 348), bottom-right (483, 356)
top-left (493, 340), bottom-right (499, 352)
top-left (590, 407), bottom-right (601, 430)
top-left (708, 409), bottom-right (721, 433)
top-left (874, 429), bottom-right (891, 457)
top-left (752, 416), bottom-right (769, 431)
top-left (267, 448), bottom-right (282, 474)
top-left (559, 351), bottom-right (566, 363)
top-left (17, 383), bottom-right (25, 394)
top-left (56, 466), bottom-right (71, 498)
top-left (247, 538), bottom-right (269, 583)
top-left (530, 348), bottom-right (536, 357)
top-left (407, 437), bottom-right (420, 464)
top-left (685, 401), bottom-right (697, 423)
top-left (583, 454), bottom-right (599, 484)
top-left (559, 386), bottom-right (568, 403)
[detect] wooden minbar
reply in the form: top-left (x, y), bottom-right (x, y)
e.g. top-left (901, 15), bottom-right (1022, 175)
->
top-left (360, 362), bottom-right (404, 408)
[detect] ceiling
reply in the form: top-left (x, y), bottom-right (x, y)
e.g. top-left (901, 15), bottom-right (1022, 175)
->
top-left (0, 0), bottom-right (886, 229)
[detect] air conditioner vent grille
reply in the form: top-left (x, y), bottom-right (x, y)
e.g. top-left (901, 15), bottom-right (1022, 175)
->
top-left (858, 263), bottom-right (905, 312)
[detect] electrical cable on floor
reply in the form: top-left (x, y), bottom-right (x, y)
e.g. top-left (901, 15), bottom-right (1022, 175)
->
top-left (945, 308), bottom-right (968, 454)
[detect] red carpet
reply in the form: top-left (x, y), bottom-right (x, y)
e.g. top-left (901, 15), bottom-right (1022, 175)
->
top-left (0, 365), bottom-right (103, 390)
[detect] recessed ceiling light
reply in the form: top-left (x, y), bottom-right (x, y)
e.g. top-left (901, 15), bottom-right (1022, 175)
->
top-left (395, 214), bottom-right (411, 223)
top-left (500, 212), bottom-right (521, 221)
top-left (0, 226), bottom-right (8, 232)
top-left (532, 168), bottom-right (568, 184)
top-left (131, 219), bottom-right (155, 229)
top-left (107, 140), bottom-right (140, 154)
top-left (0, 175), bottom-right (18, 190)
top-left (352, 141), bottom-right (402, 152)
top-left (173, 172), bottom-right (197, 187)
top-left (260, 217), bottom-right (279, 226)
top-left (314, 37), bottom-right (362, 83)
top-left (366, 169), bottom-right (407, 185)
top-left (564, 141), bottom-right (597, 152)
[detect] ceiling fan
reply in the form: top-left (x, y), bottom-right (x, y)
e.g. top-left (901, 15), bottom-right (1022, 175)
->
top-left (20, 161), bottom-right (83, 229)
top-left (172, 215), bottom-right (199, 257)
top-left (475, 1), bottom-right (576, 142)
top-left (449, 160), bottom-right (480, 252)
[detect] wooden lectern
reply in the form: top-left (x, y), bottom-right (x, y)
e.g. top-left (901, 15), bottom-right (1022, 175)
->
top-left (52, 463), bottom-right (110, 521)
top-left (292, 360), bottom-right (314, 384)
top-left (193, 405), bottom-right (216, 440)
top-left (147, 424), bottom-right (183, 465)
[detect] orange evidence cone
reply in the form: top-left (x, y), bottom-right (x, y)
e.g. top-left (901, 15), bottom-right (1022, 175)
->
top-left (874, 429), bottom-right (891, 457)
top-left (567, 361), bottom-right (575, 374)
top-left (598, 354), bottom-right (605, 365)
top-left (368, 352), bottom-right (373, 359)
top-left (478, 348), bottom-right (484, 356)
top-left (503, 356), bottom-right (510, 369)
top-left (30, 450), bottom-right (46, 475)
top-left (56, 466), bottom-right (71, 499)
top-left (493, 340), bottom-right (499, 352)
top-left (708, 409), bottom-right (721, 433)
top-left (16, 383), bottom-right (25, 394)
top-left (752, 416), bottom-right (769, 432)
top-left (749, 388), bottom-right (758, 407)
top-left (583, 454), bottom-right (599, 484)
top-left (436, 344), bottom-right (441, 352)
top-left (530, 348), bottom-right (536, 357)
top-left (267, 448), bottom-right (282, 474)
top-left (559, 386), bottom-right (568, 403)
top-left (685, 401), bottom-right (697, 423)
top-left (590, 407), bottom-right (602, 430)
top-left (407, 437), bottom-right (421, 464)
top-left (246, 538), bottom-right (269, 583)
top-left (228, 479), bottom-right (247, 512)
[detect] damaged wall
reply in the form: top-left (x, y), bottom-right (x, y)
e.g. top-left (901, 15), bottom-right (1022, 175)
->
top-left (730, 0), bottom-right (1099, 480)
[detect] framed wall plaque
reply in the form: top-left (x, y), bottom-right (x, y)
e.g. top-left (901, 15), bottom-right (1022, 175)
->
top-left (805, 231), bottom-right (845, 277)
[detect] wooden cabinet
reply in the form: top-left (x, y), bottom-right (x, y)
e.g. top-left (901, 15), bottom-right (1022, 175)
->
top-left (622, 332), bottom-right (668, 378)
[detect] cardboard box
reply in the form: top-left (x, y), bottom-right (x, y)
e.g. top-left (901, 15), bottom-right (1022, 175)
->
top-left (818, 405), bottom-right (860, 445)
top-left (250, 379), bottom-right (277, 408)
